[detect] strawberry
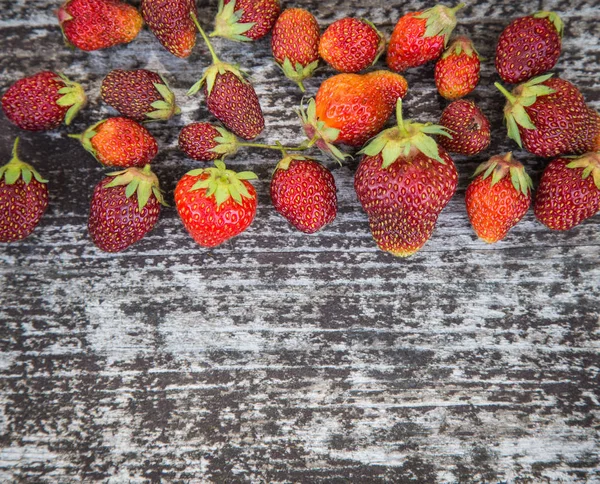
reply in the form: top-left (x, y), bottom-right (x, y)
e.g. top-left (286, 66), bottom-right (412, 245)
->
top-left (179, 123), bottom-right (238, 162)
top-left (435, 36), bottom-right (480, 100)
top-left (101, 69), bottom-right (181, 122)
top-left (534, 153), bottom-right (600, 230)
top-left (211, 0), bottom-right (281, 42)
top-left (271, 156), bottom-right (337, 233)
top-left (495, 11), bottom-right (563, 84)
top-left (88, 165), bottom-right (166, 252)
top-left (318, 18), bottom-right (385, 73)
top-left (387, 3), bottom-right (464, 72)
top-left (496, 74), bottom-right (600, 157)
top-left (2, 71), bottom-right (86, 131)
top-left (0, 138), bottom-right (49, 243)
top-left (465, 153), bottom-right (532, 243)
top-left (438, 99), bottom-right (490, 155)
top-left (271, 8), bottom-right (320, 91)
top-left (141, 0), bottom-right (197, 58)
top-left (175, 161), bottom-right (258, 247)
top-left (71, 117), bottom-right (158, 168)
top-left (354, 99), bottom-right (458, 256)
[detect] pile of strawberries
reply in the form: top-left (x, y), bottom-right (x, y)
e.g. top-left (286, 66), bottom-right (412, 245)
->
top-left (1, 0), bottom-right (599, 256)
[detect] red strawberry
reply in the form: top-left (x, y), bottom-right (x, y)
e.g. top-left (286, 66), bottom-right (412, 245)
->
top-left (211, 0), bottom-right (281, 41)
top-left (71, 117), bottom-right (158, 168)
top-left (88, 165), bottom-right (166, 252)
top-left (438, 99), bottom-right (490, 155)
top-left (465, 153), bottom-right (532, 243)
top-left (271, 8), bottom-right (320, 91)
top-left (387, 3), bottom-right (464, 72)
top-left (101, 69), bottom-right (181, 122)
top-left (179, 123), bottom-right (238, 162)
top-left (354, 100), bottom-right (458, 256)
top-left (534, 153), bottom-right (600, 230)
top-left (435, 36), bottom-right (480, 100)
top-left (318, 18), bottom-right (385, 73)
top-left (2, 71), bottom-right (86, 131)
top-left (0, 138), bottom-right (49, 243)
top-left (496, 11), bottom-right (563, 84)
top-left (271, 156), bottom-right (337, 233)
top-left (141, 0), bottom-right (197, 58)
top-left (175, 161), bottom-right (258, 247)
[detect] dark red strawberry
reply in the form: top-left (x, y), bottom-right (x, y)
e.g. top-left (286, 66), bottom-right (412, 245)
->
top-left (212, 0), bottom-right (281, 41)
top-left (141, 0), bottom-right (197, 58)
top-left (179, 123), bottom-right (238, 162)
top-left (438, 99), bottom-right (490, 155)
top-left (435, 36), bottom-right (480, 100)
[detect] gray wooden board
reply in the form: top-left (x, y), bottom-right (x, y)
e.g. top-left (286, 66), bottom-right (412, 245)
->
top-left (1, 0), bottom-right (599, 482)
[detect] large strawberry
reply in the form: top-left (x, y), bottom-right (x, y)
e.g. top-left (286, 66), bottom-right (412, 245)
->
top-left (0, 138), bottom-right (49, 243)
top-left (438, 99), bottom-right (490, 155)
top-left (354, 100), bottom-right (458, 256)
top-left (211, 0), bottom-right (281, 42)
top-left (434, 36), bottom-right (480, 100)
top-left (2, 71), bottom-right (86, 131)
top-left (141, 0), bottom-right (197, 58)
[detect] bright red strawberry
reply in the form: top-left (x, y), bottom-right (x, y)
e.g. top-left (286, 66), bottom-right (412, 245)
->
top-left (534, 153), bottom-right (600, 230)
top-left (179, 123), bottom-right (239, 162)
top-left (271, 8), bottom-right (320, 91)
top-left (175, 161), bottom-right (258, 247)
top-left (435, 36), bottom-right (480, 100)
top-left (2, 71), bottom-right (86, 131)
top-left (141, 0), bottom-right (197, 58)
top-left (354, 99), bottom-right (458, 256)
top-left (0, 138), bottom-right (49, 243)
top-left (88, 165), bottom-right (165, 252)
top-left (101, 69), bottom-right (181, 122)
top-left (465, 153), bottom-right (532, 243)
top-left (71, 117), bottom-right (158, 167)
top-left (211, 0), bottom-right (281, 41)
top-left (496, 11), bottom-right (563, 84)
top-left (58, 0), bottom-right (143, 51)
top-left (318, 18), bottom-right (385, 73)
top-left (271, 156), bottom-right (337, 233)
top-left (438, 99), bottom-right (490, 155)
top-left (387, 3), bottom-right (464, 72)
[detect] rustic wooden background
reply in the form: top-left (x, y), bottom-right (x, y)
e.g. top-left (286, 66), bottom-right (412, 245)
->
top-left (1, 0), bottom-right (599, 482)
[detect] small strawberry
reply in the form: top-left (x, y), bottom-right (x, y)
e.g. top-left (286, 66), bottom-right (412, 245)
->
top-left (88, 165), bottom-right (166, 252)
top-left (0, 138), bottom-right (49, 243)
top-left (438, 99), bottom-right (490, 155)
top-left (318, 18), bottom-right (385, 73)
top-left (465, 153), bottom-right (532, 243)
top-left (175, 161), bottom-right (258, 247)
top-left (211, 0), bottom-right (281, 42)
top-left (271, 8), bottom-right (320, 91)
top-left (271, 155), bottom-right (337, 233)
top-left (495, 11), bottom-right (563, 84)
top-left (387, 3), bottom-right (464, 72)
top-left (435, 36), bottom-right (480, 100)
top-left (70, 117), bottom-right (158, 168)
top-left (58, 0), bottom-right (143, 51)
top-left (101, 69), bottom-right (181, 122)
top-left (2, 71), bottom-right (86, 131)
top-left (534, 153), bottom-right (600, 230)
top-left (179, 123), bottom-right (235, 162)
top-left (141, 0), bottom-right (197, 58)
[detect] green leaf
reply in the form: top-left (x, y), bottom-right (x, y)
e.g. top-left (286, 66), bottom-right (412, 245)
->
top-left (236, 171), bottom-right (258, 180)
top-left (137, 183), bottom-right (152, 211)
top-left (482, 161), bottom-right (497, 180)
top-left (505, 115), bottom-right (523, 148)
top-left (228, 182), bottom-right (242, 204)
top-left (509, 167), bottom-right (520, 192)
top-left (125, 179), bottom-right (139, 199)
top-left (191, 178), bottom-right (212, 191)
top-left (21, 168), bottom-right (32, 185)
top-left (214, 185), bottom-right (229, 206)
top-left (381, 142), bottom-right (403, 169)
top-left (512, 105), bottom-right (536, 130)
top-left (4, 166), bottom-right (20, 185)
top-left (151, 100), bottom-right (172, 110)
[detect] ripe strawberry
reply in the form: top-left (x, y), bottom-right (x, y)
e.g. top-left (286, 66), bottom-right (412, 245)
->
top-left (534, 153), bottom-right (600, 230)
top-left (354, 99), bottom-right (458, 256)
top-left (211, 0), bottom-right (281, 42)
top-left (387, 3), bottom-right (464, 72)
top-left (101, 69), bottom-right (181, 122)
top-left (496, 74), bottom-right (600, 157)
top-left (438, 99), bottom-right (490, 155)
top-left (175, 161), bottom-right (258, 247)
top-left (271, 156), bottom-right (337, 233)
top-left (271, 8), bottom-right (320, 91)
top-left (496, 11), bottom-right (563, 84)
top-left (435, 36), bottom-right (480, 100)
top-left (88, 165), bottom-right (166, 252)
top-left (71, 117), bottom-right (158, 168)
top-left (465, 153), bottom-right (532, 243)
top-left (141, 0), bottom-right (197, 58)
top-left (0, 138), bottom-right (49, 243)
top-left (318, 18), bottom-right (385, 73)
top-left (58, 0), bottom-right (143, 51)
top-left (2, 71), bottom-right (86, 131)
top-left (179, 123), bottom-right (238, 162)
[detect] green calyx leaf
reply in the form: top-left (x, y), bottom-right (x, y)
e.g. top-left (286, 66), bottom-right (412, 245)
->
top-left (278, 58), bottom-right (319, 93)
top-left (210, 0), bottom-right (256, 42)
top-left (533, 11), bottom-right (564, 37)
top-left (0, 138), bottom-right (48, 186)
top-left (416, 2), bottom-right (464, 46)
top-left (209, 126), bottom-right (240, 157)
top-left (55, 72), bottom-right (87, 125)
top-left (276, 155), bottom-right (309, 171)
top-left (187, 61), bottom-right (246, 96)
top-left (146, 78), bottom-right (181, 121)
top-left (566, 152), bottom-right (600, 190)
top-left (474, 152), bottom-right (532, 196)
top-left (69, 120), bottom-right (105, 162)
top-left (105, 164), bottom-right (166, 211)
top-left (442, 35), bottom-right (479, 59)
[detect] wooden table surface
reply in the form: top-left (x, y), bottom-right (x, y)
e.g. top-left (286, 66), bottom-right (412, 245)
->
top-left (1, 0), bottom-right (599, 482)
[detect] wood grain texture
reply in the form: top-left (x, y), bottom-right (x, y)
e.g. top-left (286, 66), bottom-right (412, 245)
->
top-left (1, 0), bottom-right (599, 482)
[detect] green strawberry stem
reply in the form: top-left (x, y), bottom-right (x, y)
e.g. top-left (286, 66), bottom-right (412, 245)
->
top-left (190, 12), bottom-right (220, 64)
top-left (494, 82), bottom-right (517, 105)
top-left (0, 138), bottom-right (48, 185)
top-left (237, 142), bottom-right (308, 151)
